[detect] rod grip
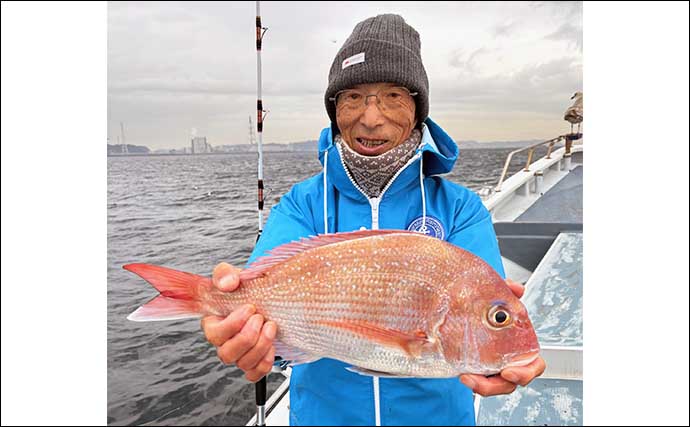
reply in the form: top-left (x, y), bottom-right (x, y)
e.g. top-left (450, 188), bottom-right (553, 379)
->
top-left (256, 376), bottom-right (267, 406)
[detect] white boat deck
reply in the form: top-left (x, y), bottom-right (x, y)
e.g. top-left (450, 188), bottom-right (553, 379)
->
top-left (485, 144), bottom-right (583, 223)
top-left (476, 378), bottom-right (582, 426)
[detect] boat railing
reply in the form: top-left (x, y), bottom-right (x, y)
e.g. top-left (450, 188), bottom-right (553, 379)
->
top-left (494, 135), bottom-right (570, 192)
top-left (481, 133), bottom-right (582, 219)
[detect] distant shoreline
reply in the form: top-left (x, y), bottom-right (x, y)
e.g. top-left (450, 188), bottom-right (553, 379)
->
top-left (108, 146), bottom-right (563, 158)
top-left (106, 151), bottom-right (313, 157)
top-left (107, 139), bottom-right (566, 157)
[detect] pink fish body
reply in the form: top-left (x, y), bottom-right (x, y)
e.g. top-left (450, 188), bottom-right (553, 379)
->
top-left (126, 230), bottom-right (539, 377)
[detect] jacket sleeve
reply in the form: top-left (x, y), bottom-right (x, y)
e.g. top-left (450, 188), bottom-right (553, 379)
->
top-left (446, 192), bottom-right (506, 279)
top-left (245, 183), bottom-right (318, 267)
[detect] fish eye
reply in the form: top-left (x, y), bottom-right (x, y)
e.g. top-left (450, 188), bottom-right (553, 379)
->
top-left (487, 305), bottom-right (512, 328)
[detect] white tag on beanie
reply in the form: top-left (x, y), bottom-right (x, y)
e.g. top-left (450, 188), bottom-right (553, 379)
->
top-left (342, 52), bottom-right (365, 69)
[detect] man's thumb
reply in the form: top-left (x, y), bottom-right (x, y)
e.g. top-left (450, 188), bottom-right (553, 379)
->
top-left (213, 262), bottom-right (241, 292)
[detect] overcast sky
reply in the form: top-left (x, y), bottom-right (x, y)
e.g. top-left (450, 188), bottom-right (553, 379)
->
top-left (108, 1), bottom-right (582, 149)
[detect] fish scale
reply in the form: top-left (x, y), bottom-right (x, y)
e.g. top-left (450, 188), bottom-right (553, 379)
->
top-left (126, 229), bottom-right (540, 377)
top-left (232, 243), bottom-right (447, 365)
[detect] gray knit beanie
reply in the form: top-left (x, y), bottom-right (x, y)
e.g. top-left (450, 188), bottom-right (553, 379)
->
top-left (324, 14), bottom-right (429, 132)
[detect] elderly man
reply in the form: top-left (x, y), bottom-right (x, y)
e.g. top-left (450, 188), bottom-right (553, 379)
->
top-left (202, 14), bottom-right (545, 426)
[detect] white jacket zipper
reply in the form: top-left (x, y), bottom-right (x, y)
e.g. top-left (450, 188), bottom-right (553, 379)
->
top-left (336, 142), bottom-right (422, 230)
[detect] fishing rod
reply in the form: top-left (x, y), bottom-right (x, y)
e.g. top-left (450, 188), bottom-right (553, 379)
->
top-left (256, 1), bottom-right (268, 240)
top-left (254, 1), bottom-right (268, 425)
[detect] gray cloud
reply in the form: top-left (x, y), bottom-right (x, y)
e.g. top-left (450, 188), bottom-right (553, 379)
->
top-left (545, 23), bottom-right (583, 52)
top-left (530, 1), bottom-right (582, 21)
top-left (108, 1), bottom-right (583, 148)
top-left (432, 56), bottom-right (583, 121)
top-left (493, 21), bottom-right (519, 38)
top-left (448, 47), bottom-right (498, 74)
top-left (109, 78), bottom-right (255, 95)
top-left (448, 48), bottom-right (467, 69)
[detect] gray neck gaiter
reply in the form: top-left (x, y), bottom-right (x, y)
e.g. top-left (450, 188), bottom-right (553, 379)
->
top-left (336, 129), bottom-right (422, 198)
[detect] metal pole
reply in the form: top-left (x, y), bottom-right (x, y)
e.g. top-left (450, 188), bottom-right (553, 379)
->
top-left (524, 148), bottom-right (534, 172)
top-left (564, 136), bottom-right (573, 171)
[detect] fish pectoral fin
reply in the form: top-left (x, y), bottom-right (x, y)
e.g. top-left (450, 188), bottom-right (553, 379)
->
top-left (273, 340), bottom-right (320, 366)
top-left (345, 366), bottom-right (415, 378)
top-left (316, 320), bottom-right (430, 358)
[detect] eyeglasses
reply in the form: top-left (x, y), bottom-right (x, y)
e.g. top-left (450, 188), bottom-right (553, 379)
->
top-left (329, 86), bottom-right (418, 113)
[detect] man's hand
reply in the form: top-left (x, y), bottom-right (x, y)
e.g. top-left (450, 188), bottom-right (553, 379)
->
top-left (200, 262), bottom-right (277, 382)
top-left (459, 278), bottom-right (546, 397)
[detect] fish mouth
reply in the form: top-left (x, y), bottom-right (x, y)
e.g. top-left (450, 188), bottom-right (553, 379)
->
top-left (505, 350), bottom-right (540, 368)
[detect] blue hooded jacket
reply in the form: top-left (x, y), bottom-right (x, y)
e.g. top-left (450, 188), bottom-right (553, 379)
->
top-left (247, 118), bottom-right (505, 426)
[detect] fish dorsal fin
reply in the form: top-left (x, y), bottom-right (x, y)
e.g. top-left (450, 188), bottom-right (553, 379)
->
top-left (240, 229), bottom-right (419, 281)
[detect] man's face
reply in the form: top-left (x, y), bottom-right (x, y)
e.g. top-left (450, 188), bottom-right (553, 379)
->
top-left (335, 82), bottom-right (417, 156)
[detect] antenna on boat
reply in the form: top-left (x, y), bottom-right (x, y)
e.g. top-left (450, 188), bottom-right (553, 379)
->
top-left (254, 1), bottom-right (269, 425)
top-left (120, 122), bottom-right (128, 154)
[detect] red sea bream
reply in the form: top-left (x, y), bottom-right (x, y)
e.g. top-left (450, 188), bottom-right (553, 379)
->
top-left (125, 229), bottom-right (540, 377)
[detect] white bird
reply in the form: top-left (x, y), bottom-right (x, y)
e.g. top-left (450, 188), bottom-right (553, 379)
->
top-left (564, 91), bottom-right (583, 134)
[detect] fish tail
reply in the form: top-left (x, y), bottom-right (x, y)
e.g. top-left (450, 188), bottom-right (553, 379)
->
top-left (123, 263), bottom-right (211, 322)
